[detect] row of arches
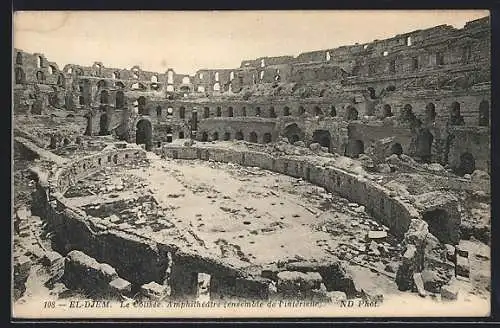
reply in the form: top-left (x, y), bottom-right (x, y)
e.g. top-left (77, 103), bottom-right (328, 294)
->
top-left (198, 105), bottom-right (349, 119)
top-left (199, 131), bottom-right (273, 144)
top-left (382, 101), bottom-right (489, 127)
top-left (14, 67), bottom-right (65, 87)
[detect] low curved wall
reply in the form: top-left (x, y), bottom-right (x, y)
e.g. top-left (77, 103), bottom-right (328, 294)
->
top-left (163, 144), bottom-right (422, 238)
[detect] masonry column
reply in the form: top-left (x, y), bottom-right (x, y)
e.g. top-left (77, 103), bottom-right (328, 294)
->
top-left (169, 255), bottom-right (198, 299)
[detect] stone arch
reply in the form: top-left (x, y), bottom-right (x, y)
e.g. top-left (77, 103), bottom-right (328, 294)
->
top-left (283, 123), bottom-right (304, 144)
top-left (213, 82), bottom-right (221, 92)
top-left (249, 132), bottom-right (258, 143)
top-left (449, 101), bottom-right (464, 126)
top-left (383, 104), bottom-right (393, 118)
top-left (57, 73), bottom-right (65, 87)
top-left (16, 52), bottom-right (22, 65)
top-left (37, 55), bottom-right (43, 68)
top-left (416, 128), bottom-right (434, 163)
top-left (223, 132), bottom-right (231, 141)
top-left (314, 106), bottom-right (323, 116)
top-left (216, 107), bottom-right (222, 117)
top-left (203, 107), bottom-right (210, 118)
top-left (228, 107), bottom-right (234, 117)
top-left (390, 143), bottom-right (403, 156)
top-left (457, 152), bottom-right (475, 176)
top-left (235, 131), bottom-right (244, 140)
top-left (212, 132), bottom-right (219, 141)
top-left (115, 91), bottom-right (125, 109)
top-left (269, 107), bottom-right (277, 118)
top-left (179, 106), bottom-right (186, 119)
top-left (255, 107), bottom-right (261, 116)
top-left (312, 130), bottom-right (331, 151)
top-left (346, 139), bottom-right (364, 158)
top-left (346, 106), bottom-right (358, 121)
top-left (100, 90), bottom-right (109, 104)
top-left (36, 71), bottom-right (45, 83)
top-left (136, 119), bottom-right (153, 151)
top-left (15, 67), bottom-right (25, 84)
top-left (425, 103), bottom-right (436, 122)
top-left (478, 100), bottom-right (489, 126)
top-left (283, 106), bottom-right (291, 116)
top-left (201, 131), bottom-right (208, 142)
top-left (263, 133), bottom-right (272, 144)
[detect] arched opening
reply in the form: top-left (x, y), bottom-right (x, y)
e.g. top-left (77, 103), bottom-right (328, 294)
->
top-left (178, 131), bottom-right (185, 139)
top-left (312, 130), bottom-right (331, 152)
top-left (201, 132), bottom-right (208, 142)
top-left (406, 36), bottom-right (412, 46)
top-left (298, 106), bottom-right (305, 116)
top-left (283, 123), bottom-right (304, 144)
top-left (255, 107), bottom-right (261, 117)
top-left (478, 100), bottom-right (489, 126)
top-left (283, 106), bottom-right (291, 116)
top-left (167, 70), bottom-right (174, 84)
top-left (346, 139), bottom-right (364, 158)
top-left (216, 107), bottom-right (222, 117)
top-left (314, 106), bottom-right (323, 116)
top-left (179, 107), bottom-right (186, 119)
top-left (16, 52), bottom-right (22, 65)
top-left (450, 102), bottom-right (464, 126)
top-left (99, 113), bottom-right (109, 135)
top-left (136, 119), bottom-right (153, 151)
top-left (416, 129), bottom-right (434, 163)
top-left (326, 51), bottom-right (331, 61)
top-left (435, 52), bottom-right (445, 66)
top-left (36, 56), bottom-right (42, 68)
top-left (212, 132), bottom-right (219, 141)
top-left (97, 80), bottom-right (107, 89)
top-left (79, 96), bottom-right (85, 105)
top-left (263, 133), bottom-right (272, 144)
top-left (346, 106), bottom-right (359, 121)
top-left (49, 93), bottom-right (59, 107)
top-left (383, 104), bottom-right (393, 118)
top-left (215, 72), bottom-right (219, 82)
top-left (412, 57), bottom-right (419, 71)
top-left (241, 107), bottom-right (247, 117)
top-left (249, 132), bottom-right (258, 143)
top-left (112, 71), bottom-right (120, 79)
top-left (167, 107), bottom-right (173, 117)
top-left (390, 143), bottom-right (403, 156)
top-left (36, 71), bottom-right (45, 83)
top-left (57, 74), bottom-right (65, 87)
top-left (235, 131), bottom-right (244, 140)
top-left (203, 107), bottom-right (210, 118)
top-left (115, 91), bottom-right (124, 109)
top-left (223, 132), bottom-right (231, 141)
top-left (100, 90), bottom-right (109, 104)
top-left (150, 75), bottom-right (158, 83)
top-left (228, 107), bottom-right (234, 117)
top-left (156, 106), bottom-right (162, 117)
top-left (14, 67), bottom-right (25, 84)
top-left (423, 209), bottom-right (452, 244)
top-left (425, 103), bottom-right (436, 123)
top-left (166, 85), bottom-right (174, 92)
top-left (269, 107), bottom-right (276, 118)
top-left (330, 106), bottom-right (337, 117)
top-left (457, 152), bottom-right (475, 176)
top-left (137, 96), bottom-right (147, 115)
top-left (213, 83), bottom-right (220, 92)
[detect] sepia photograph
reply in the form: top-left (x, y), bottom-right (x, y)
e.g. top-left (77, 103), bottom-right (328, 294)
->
top-left (12, 10), bottom-right (491, 319)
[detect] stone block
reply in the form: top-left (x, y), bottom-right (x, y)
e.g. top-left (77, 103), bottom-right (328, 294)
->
top-left (441, 279), bottom-right (460, 301)
top-left (42, 251), bottom-right (63, 267)
top-left (367, 230), bottom-right (387, 240)
top-left (109, 277), bottom-right (132, 294)
top-left (141, 281), bottom-right (168, 300)
top-left (456, 256), bottom-right (470, 278)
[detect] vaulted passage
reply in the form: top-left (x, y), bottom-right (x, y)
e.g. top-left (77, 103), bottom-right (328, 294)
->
top-left (312, 130), bottom-right (331, 152)
top-left (283, 123), bottom-right (304, 145)
top-left (263, 133), bottom-right (272, 144)
top-left (249, 132), bottom-right (258, 143)
top-left (423, 209), bottom-right (452, 244)
top-left (390, 143), bottom-right (403, 156)
top-left (346, 139), bottom-right (364, 158)
top-left (457, 152), bottom-right (475, 176)
top-left (136, 119), bottom-right (153, 151)
top-left (115, 91), bottom-right (124, 109)
top-left (416, 129), bottom-right (434, 163)
top-left (235, 131), bottom-right (244, 140)
top-left (346, 106), bottom-right (358, 121)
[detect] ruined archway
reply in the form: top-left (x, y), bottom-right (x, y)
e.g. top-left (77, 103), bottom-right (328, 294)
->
top-left (457, 152), bottom-right (475, 176)
top-left (390, 143), bottom-right (403, 156)
top-left (423, 209), bottom-right (453, 245)
top-left (201, 132), bottom-right (208, 142)
top-left (36, 71), bottom-right (45, 83)
top-left (216, 107), bottom-right (222, 117)
top-left (57, 74), bottom-right (65, 87)
top-left (346, 106), bottom-right (359, 121)
top-left (269, 107), bottom-right (277, 118)
top-left (212, 132), bottom-right (219, 141)
top-left (249, 132), bottom-right (258, 143)
top-left (99, 113), bottom-right (109, 136)
top-left (425, 103), bottom-right (436, 123)
top-left (383, 104), bottom-right (393, 118)
top-left (235, 131), bottom-right (244, 140)
top-left (15, 67), bottom-right (25, 84)
top-left (449, 102), bottom-right (464, 126)
top-left (228, 107), bottom-right (234, 117)
top-left (479, 100), bottom-right (489, 126)
top-left (100, 90), bottom-right (109, 104)
top-left (263, 133), bottom-right (272, 144)
top-left (223, 132), bottom-right (231, 141)
top-left (203, 107), bottom-right (210, 118)
top-left (283, 106), bottom-right (291, 116)
top-left (330, 106), bottom-right (337, 117)
top-left (312, 130), bottom-right (331, 152)
top-left (346, 139), bottom-right (364, 158)
top-left (136, 119), bottom-right (153, 151)
top-left (115, 91), bottom-right (124, 109)
top-left (416, 129), bottom-right (434, 163)
top-left (283, 123), bottom-right (304, 144)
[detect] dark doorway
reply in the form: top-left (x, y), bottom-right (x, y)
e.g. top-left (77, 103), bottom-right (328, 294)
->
top-left (346, 106), bottom-right (358, 121)
top-left (216, 107), bottom-right (222, 117)
top-left (298, 106), bottom-right (305, 116)
top-left (390, 143), bottom-right (403, 156)
top-left (203, 107), bottom-right (210, 118)
top-left (479, 100), bottom-right (489, 126)
top-left (99, 113), bottom-right (109, 136)
top-left (416, 129), bottom-right (434, 163)
top-left (201, 132), bottom-right (208, 142)
top-left (269, 107), bottom-right (277, 118)
top-left (312, 130), bottom-right (331, 152)
top-left (330, 106), bottom-right (337, 117)
top-left (457, 152), bottom-right (475, 176)
top-left (178, 131), bottom-right (185, 139)
top-left (425, 103), bottom-right (436, 123)
top-left (137, 96), bottom-right (147, 115)
top-left (136, 119), bottom-right (153, 151)
top-left (179, 107), bottom-right (186, 119)
top-left (100, 90), bottom-right (109, 104)
top-left (228, 107), bottom-right (234, 117)
top-left (314, 106), bottom-right (323, 116)
top-left (263, 133), bottom-right (272, 144)
top-left (283, 123), bottom-right (304, 144)
top-left (423, 209), bottom-right (452, 244)
top-left (212, 132), bottom-right (219, 141)
top-left (249, 132), bottom-right (258, 143)
top-left (156, 106), bottom-right (162, 117)
top-left (15, 67), bottom-right (25, 84)
top-left (283, 107), bottom-right (291, 116)
top-left (383, 104), bottom-right (393, 118)
top-left (346, 139), bottom-right (364, 158)
top-left (235, 131), bottom-right (244, 140)
top-left (223, 132), bottom-right (231, 141)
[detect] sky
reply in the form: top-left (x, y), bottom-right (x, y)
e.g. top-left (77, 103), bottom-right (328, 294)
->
top-left (13, 10), bottom-right (489, 75)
